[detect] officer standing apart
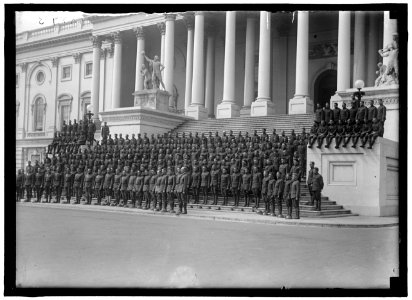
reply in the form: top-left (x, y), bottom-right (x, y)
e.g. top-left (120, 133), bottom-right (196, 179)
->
top-left (312, 167), bottom-right (324, 211)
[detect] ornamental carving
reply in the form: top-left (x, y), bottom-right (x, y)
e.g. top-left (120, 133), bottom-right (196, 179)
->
top-left (133, 27), bottom-right (145, 40)
top-left (183, 14), bottom-right (194, 30)
top-left (100, 48), bottom-right (107, 60)
top-left (157, 22), bottom-right (166, 35)
top-left (309, 41), bottom-right (338, 59)
top-left (164, 13), bottom-right (177, 21)
top-left (73, 52), bottom-right (81, 64)
top-left (20, 62), bottom-right (28, 73)
top-left (51, 57), bottom-right (59, 67)
top-left (112, 32), bottom-right (122, 44)
top-left (107, 43), bottom-right (114, 57)
top-left (90, 35), bottom-right (102, 48)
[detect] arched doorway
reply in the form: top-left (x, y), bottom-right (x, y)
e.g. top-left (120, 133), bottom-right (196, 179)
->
top-left (314, 69), bottom-right (337, 110)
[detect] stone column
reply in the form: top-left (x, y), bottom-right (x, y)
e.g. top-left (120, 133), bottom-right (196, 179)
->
top-left (164, 13), bottom-right (176, 107)
top-left (134, 27), bottom-right (145, 91)
top-left (241, 15), bottom-right (256, 117)
top-left (205, 26), bottom-right (216, 118)
top-left (187, 11), bottom-right (207, 120)
top-left (157, 22), bottom-right (166, 77)
top-left (289, 11), bottom-right (313, 114)
top-left (251, 11), bottom-right (274, 116)
top-left (353, 11), bottom-right (366, 86)
top-left (382, 11), bottom-right (397, 66)
top-left (111, 32), bottom-right (122, 108)
top-left (336, 11), bottom-right (351, 91)
top-left (91, 36), bottom-right (101, 120)
top-left (183, 13), bottom-right (194, 114)
top-left (366, 13), bottom-right (379, 87)
top-left (17, 63), bottom-right (28, 139)
top-left (216, 11), bottom-right (240, 119)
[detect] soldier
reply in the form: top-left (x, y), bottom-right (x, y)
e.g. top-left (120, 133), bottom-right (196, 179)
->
top-left (101, 122), bottom-right (110, 145)
top-left (210, 164), bottom-right (220, 205)
top-left (340, 102), bottom-right (350, 124)
top-left (351, 119), bottom-right (363, 148)
top-left (67, 120), bottom-right (73, 136)
top-left (325, 120), bottom-right (337, 148)
top-left (306, 161), bottom-right (315, 206)
top-left (316, 121), bottom-right (328, 148)
top-left (83, 168), bottom-right (95, 205)
top-left (88, 119), bottom-right (96, 145)
top-left (63, 167), bottom-right (74, 203)
top-left (230, 167), bottom-right (241, 207)
top-left (359, 120), bottom-right (373, 148)
top-left (52, 167), bottom-right (63, 203)
top-left (134, 170), bottom-right (144, 208)
top-left (283, 174), bottom-right (293, 219)
top-left (72, 119), bottom-right (78, 135)
top-left (220, 167), bottom-right (230, 206)
top-left (307, 122), bottom-right (319, 148)
top-left (200, 166), bottom-right (211, 205)
top-left (290, 173), bottom-right (301, 219)
top-left (112, 169), bottom-right (122, 206)
top-left (180, 167), bottom-right (190, 214)
top-left (355, 100), bottom-right (367, 124)
top-left (165, 168), bottom-right (176, 213)
top-left (241, 168), bottom-right (252, 207)
top-left (34, 168), bottom-right (44, 202)
top-left (16, 169), bottom-right (25, 202)
top-left (41, 168), bottom-right (52, 202)
top-left (323, 102), bottom-right (332, 124)
top-left (273, 171), bottom-right (285, 218)
top-left (314, 103), bottom-right (324, 125)
top-left (278, 158), bottom-right (289, 180)
top-left (251, 166), bottom-right (262, 209)
top-left (191, 166), bottom-right (201, 204)
top-left (376, 98), bottom-right (387, 137)
top-left (142, 169), bottom-right (151, 209)
top-left (260, 170), bottom-right (270, 214)
top-left (48, 132), bottom-right (58, 154)
top-left (312, 167), bottom-right (324, 211)
top-left (120, 169), bottom-right (130, 207)
top-left (127, 170), bottom-right (137, 207)
top-left (368, 118), bottom-right (382, 149)
top-left (149, 169), bottom-right (159, 210)
top-left (365, 100), bottom-right (378, 124)
top-left (155, 168), bottom-right (165, 212)
top-left (332, 102), bottom-right (341, 123)
top-left (94, 169), bottom-right (105, 204)
top-left (349, 101), bottom-right (358, 124)
top-left (334, 120), bottom-right (346, 149)
top-left (73, 167), bottom-right (84, 204)
top-left (342, 119), bottom-right (353, 148)
top-left (61, 120), bottom-right (68, 135)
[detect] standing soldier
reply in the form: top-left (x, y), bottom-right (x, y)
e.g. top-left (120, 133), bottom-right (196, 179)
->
top-left (175, 168), bottom-right (183, 213)
top-left (241, 168), bottom-right (252, 207)
top-left (63, 167), bottom-right (74, 203)
top-left (332, 102), bottom-right (341, 123)
top-left (82, 168), bottom-right (93, 204)
top-left (101, 122), bottom-right (110, 146)
top-left (290, 173), bottom-right (301, 219)
top-left (180, 167), bottom-right (190, 214)
top-left (134, 170), bottom-right (144, 208)
top-left (88, 119), bottom-right (96, 145)
top-left (355, 100), bottom-right (367, 124)
top-left (365, 100), bottom-right (377, 124)
top-left (102, 168), bottom-right (115, 205)
top-left (34, 168), bottom-right (44, 202)
top-left (376, 98), bottom-right (386, 137)
top-left (52, 167), bottom-right (64, 203)
top-left (200, 166), bottom-right (211, 205)
top-left (273, 171), bottom-right (285, 218)
top-left (73, 167), bottom-right (84, 204)
top-left (191, 166), bottom-right (201, 204)
top-left (314, 103), bottom-right (324, 125)
top-left (112, 169), bottom-right (122, 206)
top-left (340, 102), bottom-right (350, 123)
top-left (230, 167), bottom-right (241, 207)
top-left (16, 169), bottom-right (25, 202)
top-left (127, 170), bottom-right (137, 207)
top-left (323, 102), bottom-right (332, 124)
top-left (306, 162), bottom-right (315, 206)
top-left (43, 168), bottom-right (53, 203)
top-left (283, 174), bottom-right (293, 219)
top-left (312, 167), bottom-right (324, 211)
top-left (94, 169), bottom-right (105, 205)
top-left (220, 167), bottom-right (230, 206)
top-left (142, 169), bottom-right (152, 209)
top-left (260, 170), bottom-right (270, 214)
top-left (210, 164), bottom-right (220, 205)
top-left (166, 168), bottom-right (176, 213)
top-left (24, 168), bottom-right (35, 202)
top-left (120, 169), bottom-right (130, 207)
top-left (251, 166), bottom-right (262, 209)
top-left (149, 169), bottom-right (159, 210)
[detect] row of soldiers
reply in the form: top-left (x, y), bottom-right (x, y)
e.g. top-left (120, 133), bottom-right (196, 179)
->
top-left (18, 128), bottom-right (313, 218)
top-left (47, 118), bottom-right (97, 154)
top-left (310, 99), bottom-right (387, 149)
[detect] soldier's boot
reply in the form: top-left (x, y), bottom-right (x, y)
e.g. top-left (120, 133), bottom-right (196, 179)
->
top-left (318, 200), bottom-right (321, 212)
top-left (158, 200), bottom-right (162, 212)
top-left (296, 206), bottom-right (300, 219)
top-left (285, 206), bottom-right (292, 219)
top-left (169, 201), bottom-right (176, 213)
top-left (270, 200), bottom-right (275, 216)
top-left (278, 202), bottom-right (284, 218)
top-left (176, 203), bottom-right (183, 215)
top-left (161, 199), bottom-right (167, 212)
top-left (183, 203), bottom-right (187, 214)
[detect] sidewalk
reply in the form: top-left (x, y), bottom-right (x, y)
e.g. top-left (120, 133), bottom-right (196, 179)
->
top-left (17, 202), bottom-right (399, 228)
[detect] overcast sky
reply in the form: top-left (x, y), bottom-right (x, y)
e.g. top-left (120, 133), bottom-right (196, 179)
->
top-left (16, 11), bottom-right (85, 33)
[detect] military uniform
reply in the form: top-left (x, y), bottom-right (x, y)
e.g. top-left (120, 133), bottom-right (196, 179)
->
top-left (73, 170), bottom-right (84, 204)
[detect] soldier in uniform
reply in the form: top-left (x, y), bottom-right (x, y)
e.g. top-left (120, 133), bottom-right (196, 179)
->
top-left (83, 168), bottom-right (95, 204)
top-left (142, 169), bottom-right (151, 209)
top-left (220, 167), bottom-right (230, 206)
top-left (323, 102), bottom-right (332, 124)
top-left (230, 167), bottom-right (241, 207)
top-left (52, 167), bottom-right (64, 203)
top-left (359, 120), bottom-right (373, 148)
top-left (332, 102), bottom-right (341, 123)
top-left (154, 168), bottom-right (164, 211)
top-left (134, 170), bottom-right (144, 208)
top-left (34, 168), bottom-right (44, 202)
top-left (273, 171), bottom-right (285, 218)
top-left (334, 120), bottom-right (346, 149)
top-left (314, 103), bottom-right (324, 125)
top-left (94, 169), bottom-right (105, 204)
top-left (325, 120), bottom-right (337, 148)
top-left (120, 169), bottom-right (130, 207)
top-left (306, 161), bottom-right (315, 205)
top-left (210, 164), bottom-right (220, 205)
top-left (355, 100), bottom-right (367, 124)
top-left (290, 173), bottom-right (301, 219)
top-left (166, 168), bottom-right (176, 213)
top-left (16, 169), bottom-right (25, 202)
top-left (366, 100), bottom-right (378, 124)
top-left (260, 170), bottom-right (270, 214)
top-left (73, 167), bottom-right (84, 204)
top-left (72, 119), bottom-right (78, 135)
top-left (127, 170), bottom-right (137, 207)
top-left (241, 168), bottom-right (252, 207)
top-left (112, 169), bottom-right (122, 206)
top-left (251, 166), bottom-right (262, 209)
top-left (200, 166), bottom-right (211, 205)
top-left (342, 119), bottom-right (353, 148)
top-left (340, 102), bottom-right (350, 123)
top-left (312, 167), bottom-right (324, 211)
top-left (101, 122), bottom-right (110, 145)
top-left (191, 166), bottom-right (201, 204)
top-left (63, 167), bottom-right (74, 203)
top-left (48, 132), bottom-right (58, 154)
top-left (180, 167), bottom-right (190, 214)
top-left (42, 168), bottom-right (53, 202)
top-left (376, 98), bottom-right (387, 137)
top-left (316, 121), bottom-right (328, 148)
top-left (88, 119), bottom-right (96, 145)
top-left (149, 169), bottom-right (159, 210)
top-left (351, 119), bottom-right (363, 147)
top-left (307, 122), bottom-right (319, 148)
top-left (283, 174), bottom-right (293, 219)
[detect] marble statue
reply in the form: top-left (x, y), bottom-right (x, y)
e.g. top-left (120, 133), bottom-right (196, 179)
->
top-left (142, 51), bottom-right (165, 90)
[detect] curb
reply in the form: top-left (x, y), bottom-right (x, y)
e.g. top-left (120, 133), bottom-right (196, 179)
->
top-left (17, 202), bottom-right (399, 229)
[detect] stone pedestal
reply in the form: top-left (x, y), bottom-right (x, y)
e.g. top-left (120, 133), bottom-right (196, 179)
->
top-left (133, 89), bottom-right (170, 112)
top-left (288, 96), bottom-right (314, 114)
top-left (240, 106), bottom-right (251, 117)
top-left (186, 104), bottom-right (208, 120)
top-left (250, 100), bottom-right (275, 117)
top-left (216, 102), bottom-right (240, 119)
top-left (330, 85), bottom-right (399, 142)
top-left (100, 107), bottom-right (191, 137)
top-left (307, 137), bottom-right (398, 216)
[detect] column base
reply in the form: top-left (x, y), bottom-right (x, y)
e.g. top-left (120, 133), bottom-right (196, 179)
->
top-left (288, 96), bottom-right (314, 114)
top-left (240, 106), bottom-right (251, 117)
top-left (216, 102), bottom-right (240, 119)
top-left (250, 100), bottom-right (275, 117)
top-left (186, 105), bottom-right (208, 120)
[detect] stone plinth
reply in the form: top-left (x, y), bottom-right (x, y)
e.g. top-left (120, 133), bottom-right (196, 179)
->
top-left (250, 100), bottom-right (275, 117)
top-left (186, 104), bottom-right (208, 120)
top-left (100, 107), bottom-right (191, 137)
top-left (240, 106), bottom-right (251, 117)
top-left (216, 102), bottom-right (240, 119)
top-left (307, 137), bottom-right (398, 217)
top-left (330, 85), bottom-right (399, 142)
top-left (133, 89), bottom-right (170, 112)
top-left (288, 96), bottom-right (313, 114)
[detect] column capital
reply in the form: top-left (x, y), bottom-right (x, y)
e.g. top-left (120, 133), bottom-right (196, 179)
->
top-left (19, 62), bottom-right (28, 73)
top-left (164, 13), bottom-right (177, 21)
top-left (205, 24), bottom-right (215, 37)
top-left (182, 12), bottom-right (194, 30)
top-left (50, 57), bottom-right (59, 68)
top-left (157, 22), bottom-right (166, 35)
top-left (194, 11), bottom-right (205, 16)
top-left (133, 26), bottom-right (145, 40)
top-left (90, 35), bottom-right (102, 48)
top-left (106, 43), bottom-right (114, 58)
top-left (100, 48), bottom-right (107, 60)
top-left (111, 31), bottom-right (123, 44)
top-left (73, 52), bottom-right (82, 64)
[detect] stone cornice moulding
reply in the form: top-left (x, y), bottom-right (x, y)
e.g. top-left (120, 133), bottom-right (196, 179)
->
top-left (16, 47), bottom-right (93, 67)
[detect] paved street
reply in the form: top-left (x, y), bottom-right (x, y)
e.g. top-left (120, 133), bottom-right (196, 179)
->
top-left (16, 205), bottom-right (398, 288)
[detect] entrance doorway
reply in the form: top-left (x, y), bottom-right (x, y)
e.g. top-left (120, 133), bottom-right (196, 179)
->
top-left (314, 69), bottom-right (337, 110)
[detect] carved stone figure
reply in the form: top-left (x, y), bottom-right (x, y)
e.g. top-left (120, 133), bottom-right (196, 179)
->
top-left (376, 33), bottom-right (399, 86)
top-left (141, 64), bottom-right (152, 90)
top-left (142, 51), bottom-right (165, 90)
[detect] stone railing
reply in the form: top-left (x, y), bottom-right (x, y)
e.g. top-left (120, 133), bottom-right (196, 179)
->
top-left (26, 131), bottom-right (46, 138)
